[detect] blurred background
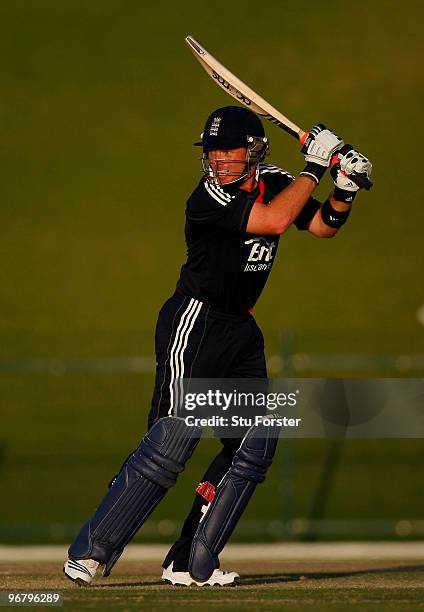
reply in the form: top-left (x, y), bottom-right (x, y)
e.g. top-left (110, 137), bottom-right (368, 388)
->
top-left (1, 0), bottom-right (423, 545)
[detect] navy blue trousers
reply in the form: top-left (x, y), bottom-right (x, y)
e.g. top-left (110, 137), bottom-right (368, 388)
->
top-left (148, 291), bottom-right (267, 571)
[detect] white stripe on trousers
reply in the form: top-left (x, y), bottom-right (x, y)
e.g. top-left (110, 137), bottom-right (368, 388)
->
top-left (168, 297), bottom-right (202, 415)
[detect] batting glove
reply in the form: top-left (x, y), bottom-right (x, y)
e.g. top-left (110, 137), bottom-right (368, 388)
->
top-left (331, 144), bottom-right (373, 202)
top-left (300, 124), bottom-right (344, 184)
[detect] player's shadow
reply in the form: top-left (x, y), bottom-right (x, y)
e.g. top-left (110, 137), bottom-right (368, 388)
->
top-left (95, 579), bottom-right (164, 588)
top-left (239, 564), bottom-right (424, 586)
top-left (92, 563), bottom-right (424, 588)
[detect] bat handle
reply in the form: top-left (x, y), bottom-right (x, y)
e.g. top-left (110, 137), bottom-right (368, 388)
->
top-left (331, 154), bottom-right (373, 191)
top-left (349, 173), bottom-right (373, 190)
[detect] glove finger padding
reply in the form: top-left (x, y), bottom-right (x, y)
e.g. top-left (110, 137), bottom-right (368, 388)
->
top-left (302, 124), bottom-right (344, 167)
top-left (301, 124), bottom-right (327, 155)
top-left (339, 145), bottom-right (372, 176)
top-left (331, 144), bottom-right (372, 193)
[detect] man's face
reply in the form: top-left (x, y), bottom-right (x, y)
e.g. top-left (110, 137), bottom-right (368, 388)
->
top-left (207, 147), bottom-right (248, 184)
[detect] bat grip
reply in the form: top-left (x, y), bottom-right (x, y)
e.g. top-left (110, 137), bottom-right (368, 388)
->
top-left (299, 131), bottom-right (308, 145)
top-left (330, 154), bottom-right (373, 191)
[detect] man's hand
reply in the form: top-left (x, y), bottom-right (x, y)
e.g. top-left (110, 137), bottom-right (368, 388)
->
top-left (331, 144), bottom-right (372, 202)
top-left (300, 124), bottom-right (344, 184)
top-left (302, 124), bottom-right (344, 166)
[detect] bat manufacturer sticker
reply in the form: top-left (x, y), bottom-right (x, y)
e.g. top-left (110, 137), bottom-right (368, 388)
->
top-left (212, 71), bottom-right (251, 105)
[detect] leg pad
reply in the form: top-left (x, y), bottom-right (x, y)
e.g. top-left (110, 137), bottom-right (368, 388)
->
top-left (189, 422), bottom-right (278, 582)
top-left (68, 417), bottom-right (201, 575)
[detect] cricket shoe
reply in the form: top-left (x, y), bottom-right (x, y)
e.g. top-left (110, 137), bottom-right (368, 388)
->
top-left (162, 562), bottom-right (239, 586)
top-left (63, 558), bottom-right (100, 586)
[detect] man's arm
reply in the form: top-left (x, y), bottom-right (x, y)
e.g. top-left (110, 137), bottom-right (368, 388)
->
top-left (308, 145), bottom-right (373, 238)
top-left (246, 124), bottom-right (343, 235)
top-left (307, 194), bottom-right (350, 238)
top-left (248, 140), bottom-right (373, 238)
top-left (246, 175), bottom-right (317, 235)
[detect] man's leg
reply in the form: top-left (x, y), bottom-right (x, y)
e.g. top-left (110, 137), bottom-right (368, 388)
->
top-left (162, 314), bottom-right (268, 582)
top-left (162, 437), bottom-right (241, 572)
top-left (189, 422), bottom-right (279, 582)
top-left (64, 417), bottom-right (201, 584)
top-left (64, 292), bottom-right (206, 584)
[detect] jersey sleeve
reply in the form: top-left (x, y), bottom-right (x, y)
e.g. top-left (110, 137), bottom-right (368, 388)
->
top-left (186, 180), bottom-right (255, 234)
top-left (293, 196), bottom-right (321, 230)
top-left (259, 164), bottom-right (321, 231)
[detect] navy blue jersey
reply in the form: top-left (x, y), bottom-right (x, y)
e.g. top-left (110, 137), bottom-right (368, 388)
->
top-left (176, 163), bottom-right (320, 314)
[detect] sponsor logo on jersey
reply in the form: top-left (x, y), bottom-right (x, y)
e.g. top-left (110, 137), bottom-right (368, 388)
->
top-left (244, 237), bottom-right (276, 272)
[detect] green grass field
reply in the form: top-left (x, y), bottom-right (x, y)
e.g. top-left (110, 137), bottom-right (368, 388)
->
top-left (0, 0), bottom-right (423, 354)
top-left (2, 560), bottom-right (424, 611)
top-left (0, 0), bottom-right (423, 543)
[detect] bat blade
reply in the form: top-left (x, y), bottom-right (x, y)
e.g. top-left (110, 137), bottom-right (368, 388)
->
top-left (185, 35), bottom-right (304, 141)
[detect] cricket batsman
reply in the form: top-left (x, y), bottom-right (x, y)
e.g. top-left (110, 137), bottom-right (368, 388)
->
top-left (63, 106), bottom-right (372, 586)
